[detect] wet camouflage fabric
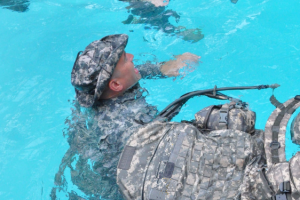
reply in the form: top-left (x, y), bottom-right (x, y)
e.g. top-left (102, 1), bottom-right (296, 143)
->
top-left (240, 96), bottom-right (300, 200)
top-left (266, 160), bottom-right (300, 199)
top-left (265, 98), bottom-right (300, 166)
top-left (240, 137), bottom-right (300, 200)
top-left (117, 121), bottom-right (262, 200)
top-left (289, 152), bottom-right (300, 198)
top-left (263, 97), bottom-right (300, 199)
top-left (71, 34), bottom-right (128, 107)
top-left (238, 130), bottom-right (283, 200)
top-left (195, 104), bottom-right (256, 134)
top-left (51, 83), bottom-right (159, 200)
top-left (266, 162), bottom-right (291, 193)
top-left (240, 156), bottom-right (274, 200)
top-left (291, 113), bottom-right (300, 145)
top-left (137, 61), bottom-right (166, 79)
top-left (0, 0), bottom-right (29, 12)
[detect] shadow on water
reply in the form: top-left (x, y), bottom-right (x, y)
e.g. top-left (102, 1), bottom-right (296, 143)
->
top-left (0, 0), bottom-right (30, 12)
top-left (120, 0), bottom-right (204, 43)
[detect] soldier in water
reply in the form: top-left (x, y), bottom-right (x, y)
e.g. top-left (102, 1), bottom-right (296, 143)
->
top-left (51, 34), bottom-right (200, 199)
top-left (0, 0), bottom-right (30, 12)
top-left (120, 0), bottom-right (204, 43)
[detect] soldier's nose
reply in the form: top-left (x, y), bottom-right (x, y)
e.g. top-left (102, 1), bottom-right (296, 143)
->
top-left (127, 53), bottom-right (134, 62)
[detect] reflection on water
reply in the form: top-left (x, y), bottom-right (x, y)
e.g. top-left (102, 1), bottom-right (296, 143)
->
top-left (120, 0), bottom-right (204, 43)
top-left (0, 0), bottom-right (30, 12)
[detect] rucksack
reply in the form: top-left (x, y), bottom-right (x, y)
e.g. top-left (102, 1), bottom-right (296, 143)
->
top-left (117, 84), bottom-right (275, 200)
top-left (117, 121), bottom-right (259, 200)
top-left (117, 122), bottom-right (266, 200)
top-left (194, 102), bottom-right (256, 134)
top-left (240, 95), bottom-right (300, 200)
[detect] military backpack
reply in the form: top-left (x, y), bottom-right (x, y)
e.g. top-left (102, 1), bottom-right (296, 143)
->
top-left (240, 95), bottom-right (300, 200)
top-left (116, 85), bottom-right (275, 200)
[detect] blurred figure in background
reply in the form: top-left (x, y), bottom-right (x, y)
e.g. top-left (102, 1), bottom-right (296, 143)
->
top-left (120, 0), bottom-right (204, 43)
top-left (0, 0), bottom-right (30, 12)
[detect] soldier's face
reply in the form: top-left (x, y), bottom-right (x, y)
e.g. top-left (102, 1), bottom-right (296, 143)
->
top-left (114, 51), bottom-right (141, 90)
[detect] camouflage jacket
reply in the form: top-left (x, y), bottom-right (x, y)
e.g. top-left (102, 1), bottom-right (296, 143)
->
top-left (51, 63), bottom-right (165, 200)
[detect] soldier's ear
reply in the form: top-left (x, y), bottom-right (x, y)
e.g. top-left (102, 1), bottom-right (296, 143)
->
top-left (109, 79), bottom-right (123, 92)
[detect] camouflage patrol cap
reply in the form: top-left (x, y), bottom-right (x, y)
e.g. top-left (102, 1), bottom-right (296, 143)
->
top-left (71, 34), bottom-right (128, 107)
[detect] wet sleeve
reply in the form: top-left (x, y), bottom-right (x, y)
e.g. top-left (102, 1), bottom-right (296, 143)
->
top-left (136, 61), bottom-right (167, 79)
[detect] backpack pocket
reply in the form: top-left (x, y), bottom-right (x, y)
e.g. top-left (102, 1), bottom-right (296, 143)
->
top-left (289, 152), bottom-right (300, 199)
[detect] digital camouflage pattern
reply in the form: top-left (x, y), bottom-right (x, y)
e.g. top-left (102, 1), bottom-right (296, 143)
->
top-left (266, 162), bottom-right (291, 193)
top-left (291, 113), bottom-right (300, 145)
top-left (117, 121), bottom-right (264, 200)
top-left (137, 61), bottom-right (166, 79)
top-left (240, 155), bottom-right (274, 200)
top-left (264, 98), bottom-right (300, 166)
top-left (265, 159), bottom-right (300, 199)
top-left (195, 104), bottom-right (256, 134)
top-left (240, 96), bottom-right (300, 200)
top-left (264, 97), bottom-right (300, 199)
top-left (71, 34), bottom-right (128, 107)
top-left (289, 152), bottom-right (300, 198)
top-left (51, 83), bottom-right (159, 199)
top-left (52, 42), bottom-right (165, 199)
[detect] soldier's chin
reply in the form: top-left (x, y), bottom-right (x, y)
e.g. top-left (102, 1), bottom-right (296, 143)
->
top-left (134, 70), bottom-right (141, 80)
top-left (137, 73), bottom-right (142, 80)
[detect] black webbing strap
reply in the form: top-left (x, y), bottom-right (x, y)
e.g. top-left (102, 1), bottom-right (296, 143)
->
top-left (271, 96), bottom-right (300, 164)
top-left (203, 105), bottom-right (221, 129)
top-left (72, 51), bottom-right (83, 68)
top-left (270, 95), bottom-right (285, 110)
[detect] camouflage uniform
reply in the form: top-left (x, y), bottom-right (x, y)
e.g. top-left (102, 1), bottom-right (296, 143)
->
top-left (51, 34), bottom-right (166, 199)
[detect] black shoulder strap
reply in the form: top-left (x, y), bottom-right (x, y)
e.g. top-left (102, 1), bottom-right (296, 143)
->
top-left (266, 95), bottom-right (300, 165)
top-left (158, 84), bottom-right (278, 121)
top-left (270, 95), bottom-right (285, 110)
top-left (202, 105), bottom-right (221, 129)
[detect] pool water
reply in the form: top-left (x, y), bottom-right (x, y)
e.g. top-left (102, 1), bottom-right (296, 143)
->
top-left (0, 0), bottom-right (300, 199)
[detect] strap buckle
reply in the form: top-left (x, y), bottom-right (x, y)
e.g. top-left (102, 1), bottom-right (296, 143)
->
top-left (219, 104), bottom-right (229, 125)
top-left (272, 182), bottom-right (292, 200)
top-left (279, 181), bottom-right (291, 193)
top-left (219, 112), bottom-right (228, 124)
top-left (269, 141), bottom-right (281, 150)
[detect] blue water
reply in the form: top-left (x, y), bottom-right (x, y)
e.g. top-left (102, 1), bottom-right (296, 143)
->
top-left (0, 0), bottom-right (300, 199)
